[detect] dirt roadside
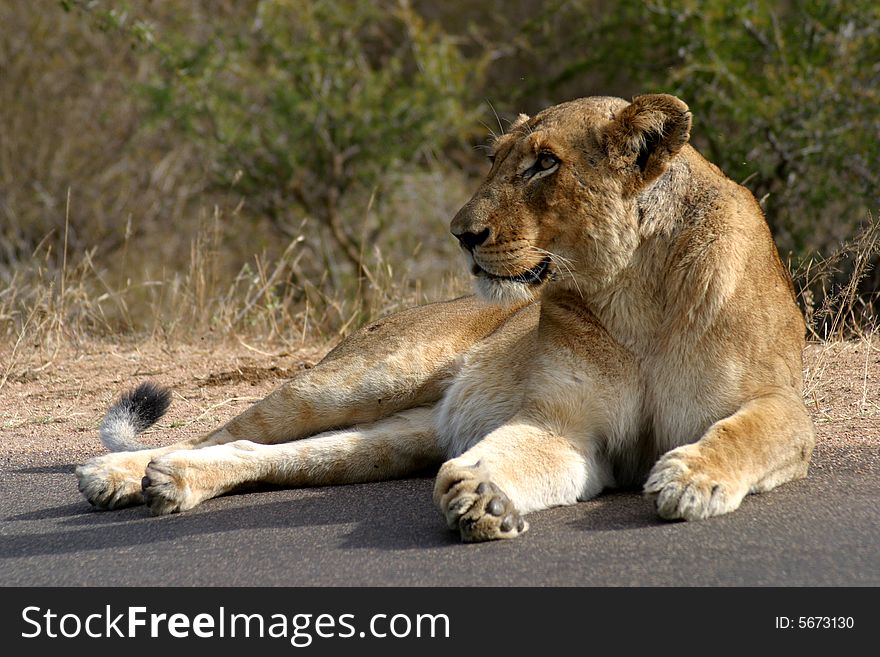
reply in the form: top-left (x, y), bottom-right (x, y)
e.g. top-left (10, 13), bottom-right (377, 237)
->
top-left (0, 339), bottom-right (328, 462)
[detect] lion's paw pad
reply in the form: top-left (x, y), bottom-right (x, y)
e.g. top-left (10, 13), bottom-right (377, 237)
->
top-left (436, 468), bottom-right (527, 542)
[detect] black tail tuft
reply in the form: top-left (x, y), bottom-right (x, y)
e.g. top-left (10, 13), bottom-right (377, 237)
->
top-left (99, 381), bottom-right (173, 452)
top-left (117, 382), bottom-right (172, 432)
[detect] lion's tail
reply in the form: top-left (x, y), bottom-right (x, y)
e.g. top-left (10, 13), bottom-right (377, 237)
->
top-left (99, 382), bottom-right (172, 452)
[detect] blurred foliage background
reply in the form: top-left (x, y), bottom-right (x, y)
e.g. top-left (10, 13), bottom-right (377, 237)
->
top-left (1, 0), bottom-right (877, 347)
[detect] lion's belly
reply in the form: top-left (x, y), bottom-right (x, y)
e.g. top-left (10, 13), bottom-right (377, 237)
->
top-left (433, 305), bottom-right (539, 458)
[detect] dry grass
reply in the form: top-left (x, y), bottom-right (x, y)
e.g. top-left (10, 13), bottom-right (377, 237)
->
top-left (794, 211), bottom-right (879, 342)
top-left (2, 191), bottom-right (877, 393)
top-left (795, 211), bottom-right (880, 424)
top-left (0, 193), bottom-right (471, 391)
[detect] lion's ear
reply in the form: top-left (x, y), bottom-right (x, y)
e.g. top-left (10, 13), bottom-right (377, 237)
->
top-left (510, 113), bottom-right (530, 131)
top-left (605, 94), bottom-right (691, 184)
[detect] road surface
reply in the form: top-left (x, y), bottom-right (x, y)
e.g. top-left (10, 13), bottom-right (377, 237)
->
top-left (1, 440), bottom-right (876, 586)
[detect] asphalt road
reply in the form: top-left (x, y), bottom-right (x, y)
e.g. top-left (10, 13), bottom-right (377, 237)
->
top-left (1, 441), bottom-right (877, 586)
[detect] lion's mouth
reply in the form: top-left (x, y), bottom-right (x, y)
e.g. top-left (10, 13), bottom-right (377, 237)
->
top-left (472, 256), bottom-right (552, 285)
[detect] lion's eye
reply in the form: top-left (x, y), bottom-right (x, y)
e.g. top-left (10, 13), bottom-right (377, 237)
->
top-left (537, 154), bottom-right (558, 170)
top-left (487, 153), bottom-right (496, 165)
top-left (525, 152), bottom-right (560, 180)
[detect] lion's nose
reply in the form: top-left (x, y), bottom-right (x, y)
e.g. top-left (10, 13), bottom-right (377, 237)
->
top-left (453, 227), bottom-right (491, 251)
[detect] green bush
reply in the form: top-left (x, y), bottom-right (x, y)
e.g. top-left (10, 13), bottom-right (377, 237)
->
top-left (144, 0), bottom-right (481, 284)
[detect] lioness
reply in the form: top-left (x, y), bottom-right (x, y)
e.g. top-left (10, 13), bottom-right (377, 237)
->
top-left (76, 94), bottom-right (815, 541)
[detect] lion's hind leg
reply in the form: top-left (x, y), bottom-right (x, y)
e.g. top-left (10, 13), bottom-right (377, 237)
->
top-left (78, 296), bottom-right (515, 511)
top-left (140, 406), bottom-right (442, 515)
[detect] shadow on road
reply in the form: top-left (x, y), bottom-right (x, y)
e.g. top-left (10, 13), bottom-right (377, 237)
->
top-left (2, 473), bottom-right (689, 563)
top-left (566, 492), bottom-right (667, 532)
top-left (0, 478), bottom-right (461, 558)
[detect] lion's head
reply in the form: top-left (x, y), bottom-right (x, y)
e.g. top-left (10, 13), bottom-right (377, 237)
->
top-left (451, 94), bottom-right (692, 304)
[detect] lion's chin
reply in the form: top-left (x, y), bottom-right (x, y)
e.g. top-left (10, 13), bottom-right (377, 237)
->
top-left (465, 254), bottom-right (552, 306)
top-left (473, 276), bottom-right (541, 306)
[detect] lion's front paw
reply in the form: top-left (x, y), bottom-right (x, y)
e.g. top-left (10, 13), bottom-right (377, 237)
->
top-left (434, 462), bottom-right (527, 542)
top-left (76, 454), bottom-right (146, 509)
top-left (644, 445), bottom-right (745, 521)
top-left (141, 454), bottom-right (206, 516)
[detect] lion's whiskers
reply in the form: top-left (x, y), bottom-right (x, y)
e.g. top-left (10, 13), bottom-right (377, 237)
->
top-left (475, 245), bottom-right (583, 298)
top-left (526, 246), bottom-right (584, 299)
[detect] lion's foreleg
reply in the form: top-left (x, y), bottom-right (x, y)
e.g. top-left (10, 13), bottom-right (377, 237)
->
top-left (139, 406), bottom-right (442, 515)
top-left (645, 391), bottom-right (815, 520)
top-left (433, 421), bottom-right (610, 542)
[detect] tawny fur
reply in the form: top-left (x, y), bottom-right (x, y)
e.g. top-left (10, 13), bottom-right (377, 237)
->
top-left (76, 94), bottom-right (814, 542)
